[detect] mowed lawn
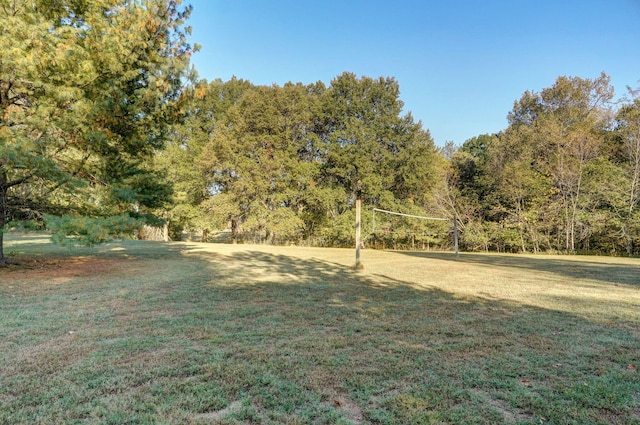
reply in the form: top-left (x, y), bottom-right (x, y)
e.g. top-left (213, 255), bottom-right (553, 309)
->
top-left (1, 233), bottom-right (639, 424)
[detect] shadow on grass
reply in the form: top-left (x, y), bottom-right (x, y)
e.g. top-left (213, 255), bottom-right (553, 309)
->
top-left (176, 247), bottom-right (640, 423)
top-left (394, 250), bottom-right (640, 287)
top-left (2, 237), bottom-right (639, 424)
top-left (1, 232), bottom-right (193, 270)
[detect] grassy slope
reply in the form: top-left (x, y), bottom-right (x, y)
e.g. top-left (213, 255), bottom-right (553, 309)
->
top-left (1, 233), bottom-right (639, 424)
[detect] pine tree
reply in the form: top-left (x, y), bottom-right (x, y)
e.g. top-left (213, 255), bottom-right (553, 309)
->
top-left (0, 0), bottom-right (195, 263)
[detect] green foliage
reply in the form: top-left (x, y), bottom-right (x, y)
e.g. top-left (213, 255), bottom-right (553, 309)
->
top-left (322, 73), bottom-right (437, 207)
top-left (444, 73), bottom-right (640, 254)
top-left (317, 208), bottom-right (357, 247)
top-left (0, 0), bottom-right (195, 258)
top-left (45, 214), bottom-right (141, 246)
top-left (171, 73), bottom-right (439, 246)
top-left (156, 78), bottom-right (253, 236)
top-left (5, 1), bottom-right (635, 257)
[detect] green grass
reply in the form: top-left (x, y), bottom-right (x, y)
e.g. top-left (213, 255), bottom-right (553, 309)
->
top-left (1, 232), bottom-right (639, 424)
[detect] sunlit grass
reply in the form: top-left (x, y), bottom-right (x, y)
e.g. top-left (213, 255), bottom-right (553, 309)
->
top-left (363, 250), bottom-right (640, 323)
top-left (1, 233), bottom-right (639, 424)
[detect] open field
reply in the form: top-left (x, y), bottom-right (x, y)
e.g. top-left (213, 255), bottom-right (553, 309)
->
top-left (1, 233), bottom-right (639, 424)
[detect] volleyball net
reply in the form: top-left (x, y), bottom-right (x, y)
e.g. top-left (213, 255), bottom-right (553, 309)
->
top-left (369, 208), bottom-right (458, 255)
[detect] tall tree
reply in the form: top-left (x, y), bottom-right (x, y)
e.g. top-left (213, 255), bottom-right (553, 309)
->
top-left (200, 82), bottom-right (322, 243)
top-left (321, 72), bottom-right (437, 211)
top-left (445, 134), bottom-right (514, 251)
top-left (487, 126), bottom-right (554, 252)
top-left (0, 0), bottom-right (194, 263)
top-left (193, 73), bottom-right (439, 246)
top-left (504, 73), bottom-right (613, 252)
top-left (156, 77), bottom-right (252, 239)
top-left (614, 88), bottom-right (640, 254)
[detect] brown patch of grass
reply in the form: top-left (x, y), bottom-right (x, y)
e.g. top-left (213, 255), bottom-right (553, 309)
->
top-left (1, 256), bottom-right (144, 287)
top-left (2, 234), bottom-right (161, 286)
top-left (332, 396), bottom-right (365, 424)
top-left (471, 389), bottom-right (534, 424)
top-left (8, 332), bottom-right (90, 376)
top-left (306, 366), bottom-right (364, 422)
top-left (191, 401), bottom-right (242, 422)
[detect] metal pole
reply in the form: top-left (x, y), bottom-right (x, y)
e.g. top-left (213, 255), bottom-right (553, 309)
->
top-left (355, 200), bottom-right (364, 270)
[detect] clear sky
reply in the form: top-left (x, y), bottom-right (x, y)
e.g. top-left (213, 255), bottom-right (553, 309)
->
top-left (185, 0), bottom-right (640, 146)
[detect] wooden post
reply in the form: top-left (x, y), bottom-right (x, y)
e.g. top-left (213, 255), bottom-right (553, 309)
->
top-left (355, 199), bottom-right (364, 270)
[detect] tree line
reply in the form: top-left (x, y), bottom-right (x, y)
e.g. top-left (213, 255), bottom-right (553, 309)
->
top-left (447, 73), bottom-right (640, 255)
top-left (161, 72), bottom-right (640, 255)
top-left (158, 74), bottom-right (440, 248)
top-left (2, 1), bottom-right (639, 263)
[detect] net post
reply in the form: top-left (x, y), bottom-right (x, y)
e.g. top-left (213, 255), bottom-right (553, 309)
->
top-left (355, 199), bottom-right (364, 270)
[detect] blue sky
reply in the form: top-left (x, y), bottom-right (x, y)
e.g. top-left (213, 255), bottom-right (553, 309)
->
top-left (185, 0), bottom-right (640, 146)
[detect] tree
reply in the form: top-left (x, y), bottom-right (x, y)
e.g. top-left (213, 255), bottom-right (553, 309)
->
top-left (614, 88), bottom-right (640, 254)
top-left (192, 73), bottom-right (439, 246)
top-left (0, 0), bottom-right (195, 264)
top-left (501, 73), bottom-right (613, 252)
top-left (486, 127), bottom-right (554, 252)
top-left (156, 77), bottom-right (252, 240)
top-left (321, 72), bottom-right (437, 210)
top-left (200, 82), bottom-right (322, 244)
top-left (441, 134), bottom-right (522, 253)
top-left (538, 74), bottom-right (613, 252)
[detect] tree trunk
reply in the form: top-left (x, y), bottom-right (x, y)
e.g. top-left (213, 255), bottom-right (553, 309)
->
top-left (624, 126), bottom-right (640, 255)
top-left (569, 185), bottom-right (581, 253)
top-left (625, 171), bottom-right (638, 255)
top-left (516, 200), bottom-right (526, 253)
top-left (0, 214), bottom-right (14, 266)
top-left (0, 180), bottom-right (7, 264)
top-left (231, 219), bottom-right (238, 244)
top-left (624, 222), bottom-right (633, 256)
top-left (0, 229), bottom-right (6, 265)
top-left (564, 203), bottom-right (571, 252)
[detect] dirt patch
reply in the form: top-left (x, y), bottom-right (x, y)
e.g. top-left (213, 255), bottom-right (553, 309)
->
top-left (330, 396), bottom-right (365, 424)
top-left (307, 366), bottom-right (365, 423)
top-left (192, 401), bottom-right (242, 422)
top-left (470, 389), bottom-right (533, 424)
top-left (487, 397), bottom-right (532, 424)
top-left (1, 256), bottom-right (139, 285)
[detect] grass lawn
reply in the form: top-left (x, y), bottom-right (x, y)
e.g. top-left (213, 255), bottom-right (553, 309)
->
top-left (1, 232), bottom-right (639, 424)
